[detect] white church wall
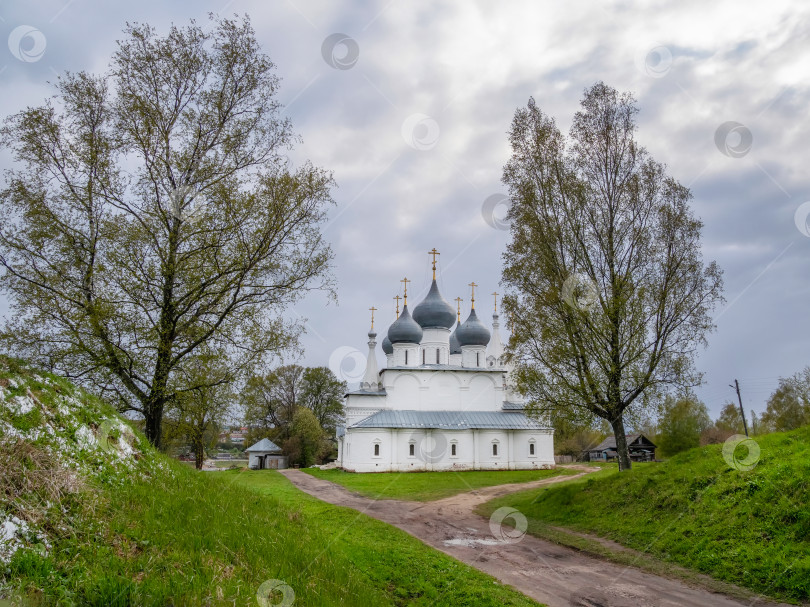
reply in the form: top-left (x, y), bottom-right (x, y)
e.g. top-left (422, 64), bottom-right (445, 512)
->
top-left (419, 328), bottom-right (451, 365)
top-left (340, 427), bottom-right (554, 472)
top-left (382, 369), bottom-right (505, 412)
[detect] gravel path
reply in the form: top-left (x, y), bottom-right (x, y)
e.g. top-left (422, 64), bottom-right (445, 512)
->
top-left (280, 468), bottom-right (789, 607)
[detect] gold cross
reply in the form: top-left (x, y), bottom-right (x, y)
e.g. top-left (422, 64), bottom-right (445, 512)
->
top-left (401, 277), bottom-right (410, 305)
top-left (393, 295), bottom-right (401, 318)
top-left (428, 248), bottom-right (440, 280)
top-left (369, 306), bottom-right (377, 329)
top-left (454, 297), bottom-right (463, 322)
top-left (492, 291), bottom-right (498, 313)
top-left (468, 282), bottom-right (478, 309)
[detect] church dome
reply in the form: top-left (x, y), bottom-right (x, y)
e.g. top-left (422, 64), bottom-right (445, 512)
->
top-left (456, 308), bottom-right (491, 347)
top-left (412, 280), bottom-right (456, 329)
top-left (387, 305), bottom-right (423, 344)
top-left (381, 335), bottom-right (393, 355)
top-left (449, 322), bottom-right (462, 355)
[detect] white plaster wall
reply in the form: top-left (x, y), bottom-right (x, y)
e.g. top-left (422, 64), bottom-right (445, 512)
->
top-left (341, 427), bottom-right (554, 472)
top-left (461, 345), bottom-right (487, 368)
top-left (420, 328), bottom-right (451, 365)
top-left (382, 369), bottom-right (503, 412)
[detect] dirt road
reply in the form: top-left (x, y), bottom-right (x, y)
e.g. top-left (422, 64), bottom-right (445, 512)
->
top-left (280, 468), bottom-right (788, 607)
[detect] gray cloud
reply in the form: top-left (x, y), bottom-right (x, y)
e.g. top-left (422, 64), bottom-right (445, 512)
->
top-left (1, 0), bottom-right (809, 418)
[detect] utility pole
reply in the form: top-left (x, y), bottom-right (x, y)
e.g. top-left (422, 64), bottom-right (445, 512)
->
top-left (729, 379), bottom-right (749, 436)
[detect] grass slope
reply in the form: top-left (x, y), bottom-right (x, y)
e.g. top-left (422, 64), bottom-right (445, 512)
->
top-left (303, 468), bottom-right (570, 501)
top-left (478, 430), bottom-right (810, 603)
top-left (0, 357), bottom-right (539, 606)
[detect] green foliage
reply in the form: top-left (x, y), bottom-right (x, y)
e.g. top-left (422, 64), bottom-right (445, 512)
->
top-left (304, 468), bottom-right (571, 502)
top-left (715, 402), bottom-right (746, 435)
top-left (478, 428), bottom-right (810, 602)
top-left (761, 369), bottom-right (810, 432)
top-left (283, 407), bottom-right (330, 467)
top-left (656, 395), bottom-right (711, 457)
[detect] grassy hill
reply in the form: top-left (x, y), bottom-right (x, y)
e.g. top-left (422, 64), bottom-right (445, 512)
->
top-left (0, 356), bottom-right (539, 606)
top-left (478, 429), bottom-right (810, 603)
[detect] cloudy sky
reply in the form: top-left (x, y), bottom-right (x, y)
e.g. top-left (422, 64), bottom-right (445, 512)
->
top-left (1, 0), bottom-right (809, 419)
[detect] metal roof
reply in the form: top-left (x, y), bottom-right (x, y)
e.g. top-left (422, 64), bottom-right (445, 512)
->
top-left (349, 409), bottom-right (549, 430)
top-left (245, 438), bottom-right (282, 453)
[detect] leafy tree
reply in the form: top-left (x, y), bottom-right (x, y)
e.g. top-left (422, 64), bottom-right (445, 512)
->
top-left (501, 83), bottom-right (723, 470)
top-left (163, 351), bottom-right (235, 469)
top-left (283, 407), bottom-right (331, 467)
top-left (761, 370), bottom-right (810, 432)
top-left (715, 402), bottom-right (745, 435)
top-left (242, 365), bottom-right (304, 441)
top-left (300, 366), bottom-right (346, 434)
top-left (242, 364), bottom-right (345, 442)
top-left (0, 16), bottom-right (334, 447)
top-left (656, 395), bottom-right (711, 457)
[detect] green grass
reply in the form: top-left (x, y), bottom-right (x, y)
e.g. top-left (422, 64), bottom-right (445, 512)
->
top-left (477, 429), bottom-right (810, 602)
top-left (302, 468), bottom-right (571, 502)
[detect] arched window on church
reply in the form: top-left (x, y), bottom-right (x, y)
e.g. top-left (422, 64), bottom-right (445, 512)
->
top-left (451, 442), bottom-right (457, 456)
top-left (409, 442), bottom-right (415, 457)
top-left (422, 349), bottom-right (425, 364)
top-left (492, 441), bottom-right (499, 456)
top-left (529, 439), bottom-right (536, 457)
top-left (374, 443), bottom-right (380, 456)
top-left (476, 352), bottom-right (480, 366)
top-left (436, 348), bottom-right (440, 364)
top-left (405, 350), bottom-right (408, 365)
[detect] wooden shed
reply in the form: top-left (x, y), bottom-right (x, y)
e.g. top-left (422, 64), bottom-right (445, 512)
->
top-left (245, 438), bottom-right (288, 470)
top-left (588, 434), bottom-right (656, 462)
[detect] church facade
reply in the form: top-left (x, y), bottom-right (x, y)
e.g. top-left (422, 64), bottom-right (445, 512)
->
top-left (336, 252), bottom-right (555, 473)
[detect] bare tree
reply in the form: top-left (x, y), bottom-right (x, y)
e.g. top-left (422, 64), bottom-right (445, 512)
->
top-left (0, 16), bottom-right (335, 447)
top-left (501, 83), bottom-right (724, 470)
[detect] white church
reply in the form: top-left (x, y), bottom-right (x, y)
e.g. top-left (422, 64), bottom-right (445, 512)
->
top-left (336, 250), bottom-right (555, 473)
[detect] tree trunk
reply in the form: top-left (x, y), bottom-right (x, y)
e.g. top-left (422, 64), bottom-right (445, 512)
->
top-left (611, 415), bottom-right (632, 471)
top-left (194, 436), bottom-right (205, 470)
top-left (144, 398), bottom-right (165, 449)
